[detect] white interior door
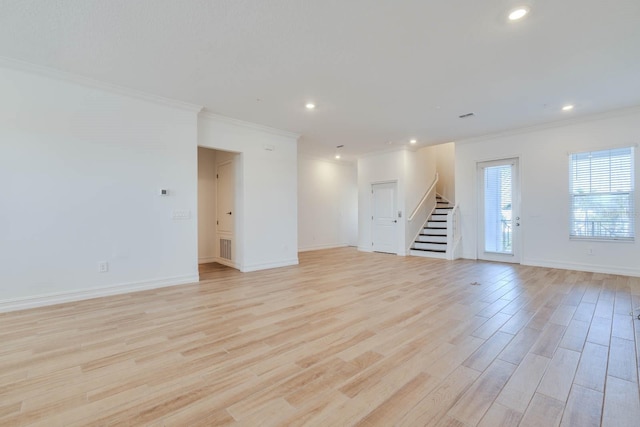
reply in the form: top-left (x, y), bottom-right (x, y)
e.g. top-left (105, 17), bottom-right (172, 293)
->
top-left (216, 161), bottom-right (234, 233)
top-left (478, 158), bottom-right (521, 263)
top-left (372, 182), bottom-right (398, 254)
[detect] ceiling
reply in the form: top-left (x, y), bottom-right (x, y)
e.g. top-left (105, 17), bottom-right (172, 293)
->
top-left (1, 0), bottom-right (639, 160)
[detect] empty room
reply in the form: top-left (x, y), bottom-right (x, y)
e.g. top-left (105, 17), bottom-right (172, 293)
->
top-left (1, 1), bottom-right (640, 426)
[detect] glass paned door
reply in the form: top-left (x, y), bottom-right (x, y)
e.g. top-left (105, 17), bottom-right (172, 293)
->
top-left (484, 165), bottom-right (513, 253)
top-left (478, 158), bottom-right (520, 263)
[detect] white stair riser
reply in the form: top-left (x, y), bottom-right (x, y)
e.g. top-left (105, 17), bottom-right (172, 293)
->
top-left (416, 235), bottom-right (447, 243)
top-left (410, 250), bottom-right (447, 259)
top-left (427, 221), bottom-right (447, 228)
top-left (411, 195), bottom-right (452, 260)
top-left (414, 242), bottom-right (447, 251)
top-left (423, 228), bottom-right (447, 235)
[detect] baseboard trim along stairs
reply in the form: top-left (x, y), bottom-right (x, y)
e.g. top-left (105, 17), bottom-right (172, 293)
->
top-left (410, 195), bottom-right (452, 259)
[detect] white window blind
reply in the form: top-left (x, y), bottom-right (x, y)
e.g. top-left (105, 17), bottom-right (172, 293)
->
top-left (569, 147), bottom-right (635, 240)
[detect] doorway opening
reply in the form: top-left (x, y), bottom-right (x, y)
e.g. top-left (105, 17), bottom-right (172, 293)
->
top-left (198, 146), bottom-right (240, 272)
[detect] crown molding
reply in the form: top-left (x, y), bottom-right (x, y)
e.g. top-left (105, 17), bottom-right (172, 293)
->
top-left (0, 56), bottom-right (203, 113)
top-left (457, 105), bottom-right (640, 145)
top-left (199, 109), bottom-right (300, 140)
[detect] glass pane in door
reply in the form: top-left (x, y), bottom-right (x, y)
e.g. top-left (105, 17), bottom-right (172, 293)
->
top-left (484, 165), bottom-right (513, 253)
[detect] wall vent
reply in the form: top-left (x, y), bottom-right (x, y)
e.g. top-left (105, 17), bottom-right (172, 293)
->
top-left (220, 239), bottom-right (232, 260)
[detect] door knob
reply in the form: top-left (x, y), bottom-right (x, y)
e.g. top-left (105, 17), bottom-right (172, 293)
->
top-left (227, 211), bottom-right (232, 215)
top-left (393, 220), bottom-right (397, 223)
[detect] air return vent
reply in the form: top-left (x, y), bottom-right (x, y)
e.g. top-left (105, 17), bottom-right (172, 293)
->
top-left (459, 112), bottom-right (475, 119)
top-left (220, 239), bottom-right (232, 260)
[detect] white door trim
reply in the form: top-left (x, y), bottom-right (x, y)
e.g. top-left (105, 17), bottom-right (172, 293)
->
top-left (477, 157), bottom-right (521, 263)
top-left (216, 159), bottom-right (235, 265)
top-left (371, 181), bottom-right (398, 254)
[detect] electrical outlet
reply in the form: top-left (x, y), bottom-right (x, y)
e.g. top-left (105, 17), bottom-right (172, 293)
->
top-left (98, 261), bottom-right (109, 273)
top-left (171, 210), bottom-right (191, 220)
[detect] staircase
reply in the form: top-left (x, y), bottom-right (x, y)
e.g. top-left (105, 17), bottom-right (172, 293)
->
top-left (410, 195), bottom-right (452, 259)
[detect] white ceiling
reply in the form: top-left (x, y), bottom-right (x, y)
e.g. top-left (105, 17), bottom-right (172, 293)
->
top-left (1, 0), bottom-right (639, 160)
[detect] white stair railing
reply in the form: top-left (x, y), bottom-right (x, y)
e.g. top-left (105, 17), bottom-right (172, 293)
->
top-left (407, 174), bottom-right (439, 253)
top-left (408, 173), bottom-right (438, 222)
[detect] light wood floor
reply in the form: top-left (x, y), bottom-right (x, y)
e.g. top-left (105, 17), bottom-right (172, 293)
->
top-left (1, 248), bottom-right (639, 426)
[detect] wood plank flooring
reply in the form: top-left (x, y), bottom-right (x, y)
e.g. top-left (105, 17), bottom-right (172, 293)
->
top-left (1, 247), bottom-right (639, 426)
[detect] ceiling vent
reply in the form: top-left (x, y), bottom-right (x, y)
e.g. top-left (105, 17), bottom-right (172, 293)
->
top-left (459, 112), bottom-right (475, 119)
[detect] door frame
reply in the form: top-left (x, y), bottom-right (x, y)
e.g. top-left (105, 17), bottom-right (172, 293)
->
top-left (216, 159), bottom-right (234, 234)
top-left (476, 157), bottom-right (521, 263)
top-left (371, 180), bottom-right (399, 254)
top-left (215, 159), bottom-right (235, 267)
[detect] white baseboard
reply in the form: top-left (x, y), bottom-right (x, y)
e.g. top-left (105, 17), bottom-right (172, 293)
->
top-left (241, 258), bottom-right (299, 273)
top-left (0, 274), bottom-right (200, 313)
top-left (522, 258), bottom-right (640, 277)
top-left (215, 258), bottom-right (238, 269)
top-left (199, 256), bottom-right (238, 270)
top-left (461, 254), bottom-right (640, 277)
top-left (298, 243), bottom-right (348, 253)
top-left (410, 250), bottom-right (447, 259)
top-left (357, 246), bottom-right (405, 256)
top-left (461, 251), bottom-right (477, 260)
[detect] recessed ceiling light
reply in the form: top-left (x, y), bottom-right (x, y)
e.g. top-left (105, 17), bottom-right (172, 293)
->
top-left (305, 103), bottom-right (316, 110)
top-left (410, 139), bottom-right (417, 144)
top-left (335, 154), bottom-right (341, 159)
top-left (562, 105), bottom-right (575, 111)
top-left (508, 8), bottom-right (529, 21)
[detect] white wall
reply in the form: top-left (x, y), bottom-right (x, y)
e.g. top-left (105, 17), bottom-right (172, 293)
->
top-left (358, 150), bottom-right (405, 253)
top-left (404, 146), bottom-right (438, 252)
top-left (435, 142), bottom-right (456, 203)
top-left (197, 147), bottom-right (217, 262)
top-left (358, 147), bottom-right (437, 255)
top-left (198, 113), bottom-right (299, 272)
top-left (298, 154), bottom-right (357, 251)
top-left (456, 108), bottom-right (640, 276)
top-left (0, 65), bottom-right (201, 310)
top-left (405, 147), bottom-right (437, 219)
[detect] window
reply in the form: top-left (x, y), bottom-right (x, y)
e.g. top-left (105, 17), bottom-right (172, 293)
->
top-left (569, 147), bottom-right (635, 240)
top-left (484, 164), bottom-right (513, 253)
